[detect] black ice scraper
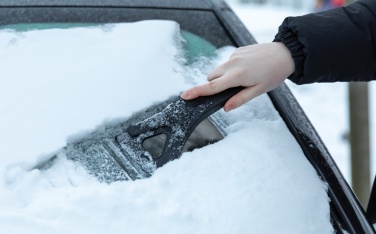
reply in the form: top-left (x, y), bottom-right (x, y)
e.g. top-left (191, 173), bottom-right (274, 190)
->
top-left (115, 87), bottom-right (243, 170)
top-left (35, 87), bottom-right (243, 182)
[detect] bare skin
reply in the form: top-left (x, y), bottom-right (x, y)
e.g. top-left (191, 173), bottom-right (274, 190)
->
top-left (181, 42), bottom-right (295, 112)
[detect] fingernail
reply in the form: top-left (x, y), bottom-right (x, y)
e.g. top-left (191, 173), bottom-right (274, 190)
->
top-left (181, 92), bottom-right (189, 99)
top-left (225, 104), bottom-right (234, 112)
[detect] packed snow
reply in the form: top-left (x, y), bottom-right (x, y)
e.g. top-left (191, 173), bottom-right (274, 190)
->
top-left (0, 20), bottom-right (334, 233)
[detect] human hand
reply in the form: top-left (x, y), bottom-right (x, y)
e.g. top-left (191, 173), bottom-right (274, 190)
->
top-left (181, 42), bottom-right (294, 112)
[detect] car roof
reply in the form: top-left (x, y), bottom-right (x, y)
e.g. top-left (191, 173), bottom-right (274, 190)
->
top-left (0, 0), bottom-right (213, 9)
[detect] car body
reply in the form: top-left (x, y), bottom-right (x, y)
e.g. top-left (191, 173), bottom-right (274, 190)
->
top-left (0, 0), bottom-right (374, 233)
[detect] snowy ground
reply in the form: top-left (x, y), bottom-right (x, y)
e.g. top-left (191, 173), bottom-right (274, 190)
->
top-left (0, 20), bottom-right (335, 233)
top-left (226, 0), bottom-right (376, 187)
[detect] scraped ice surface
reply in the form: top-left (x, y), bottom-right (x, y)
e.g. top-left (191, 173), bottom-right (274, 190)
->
top-left (0, 21), bottom-right (333, 233)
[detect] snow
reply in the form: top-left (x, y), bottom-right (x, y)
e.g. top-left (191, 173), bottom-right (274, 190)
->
top-left (0, 19), bottom-right (334, 233)
top-left (0, 21), bottom-right (187, 167)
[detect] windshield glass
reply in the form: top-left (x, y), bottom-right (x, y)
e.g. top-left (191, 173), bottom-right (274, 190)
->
top-left (0, 21), bottom-right (334, 233)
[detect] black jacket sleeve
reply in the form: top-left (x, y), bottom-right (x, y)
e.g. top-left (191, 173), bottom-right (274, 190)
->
top-left (274, 0), bottom-right (376, 84)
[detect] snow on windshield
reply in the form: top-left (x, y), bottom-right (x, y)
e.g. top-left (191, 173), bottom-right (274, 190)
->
top-left (0, 21), bottom-right (333, 233)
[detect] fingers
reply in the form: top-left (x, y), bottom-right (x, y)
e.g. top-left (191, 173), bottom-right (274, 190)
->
top-left (182, 58), bottom-right (243, 100)
top-left (207, 64), bottom-right (225, 81)
top-left (181, 74), bottom-right (236, 100)
top-left (223, 85), bottom-right (263, 112)
top-left (182, 82), bottom-right (264, 113)
top-left (181, 42), bottom-right (293, 110)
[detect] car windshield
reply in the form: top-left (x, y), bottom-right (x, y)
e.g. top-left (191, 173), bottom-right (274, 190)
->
top-left (0, 21), bottom-right (334, 233)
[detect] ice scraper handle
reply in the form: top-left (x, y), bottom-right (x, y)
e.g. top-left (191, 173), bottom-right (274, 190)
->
top-left (184, 86), bottom-right (244, 109)
top-left (120, 86), bottom-right (244, 168)
top-left (128, 86), bottom-right (244, 137)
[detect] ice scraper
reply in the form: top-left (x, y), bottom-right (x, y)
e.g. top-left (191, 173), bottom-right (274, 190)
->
top-left (36, 87), bottom-right (243, 182)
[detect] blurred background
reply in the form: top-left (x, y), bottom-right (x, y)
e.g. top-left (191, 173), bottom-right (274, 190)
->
top-left (224, 0), bottom-right (374, 208)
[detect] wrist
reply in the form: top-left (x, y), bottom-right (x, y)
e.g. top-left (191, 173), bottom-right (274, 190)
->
top-left (272, 42), bottom-right (295, 78)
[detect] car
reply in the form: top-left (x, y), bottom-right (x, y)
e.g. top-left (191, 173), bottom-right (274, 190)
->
top-left (0, 0), bottom-right (375, 233)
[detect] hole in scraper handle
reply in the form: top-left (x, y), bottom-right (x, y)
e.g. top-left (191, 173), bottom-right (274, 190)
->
top-left (142, 133), bottom-right (167, 159)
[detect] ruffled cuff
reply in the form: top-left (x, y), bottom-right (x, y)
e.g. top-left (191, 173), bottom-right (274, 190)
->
top-left (273, 17), bottom-right (306, 84)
